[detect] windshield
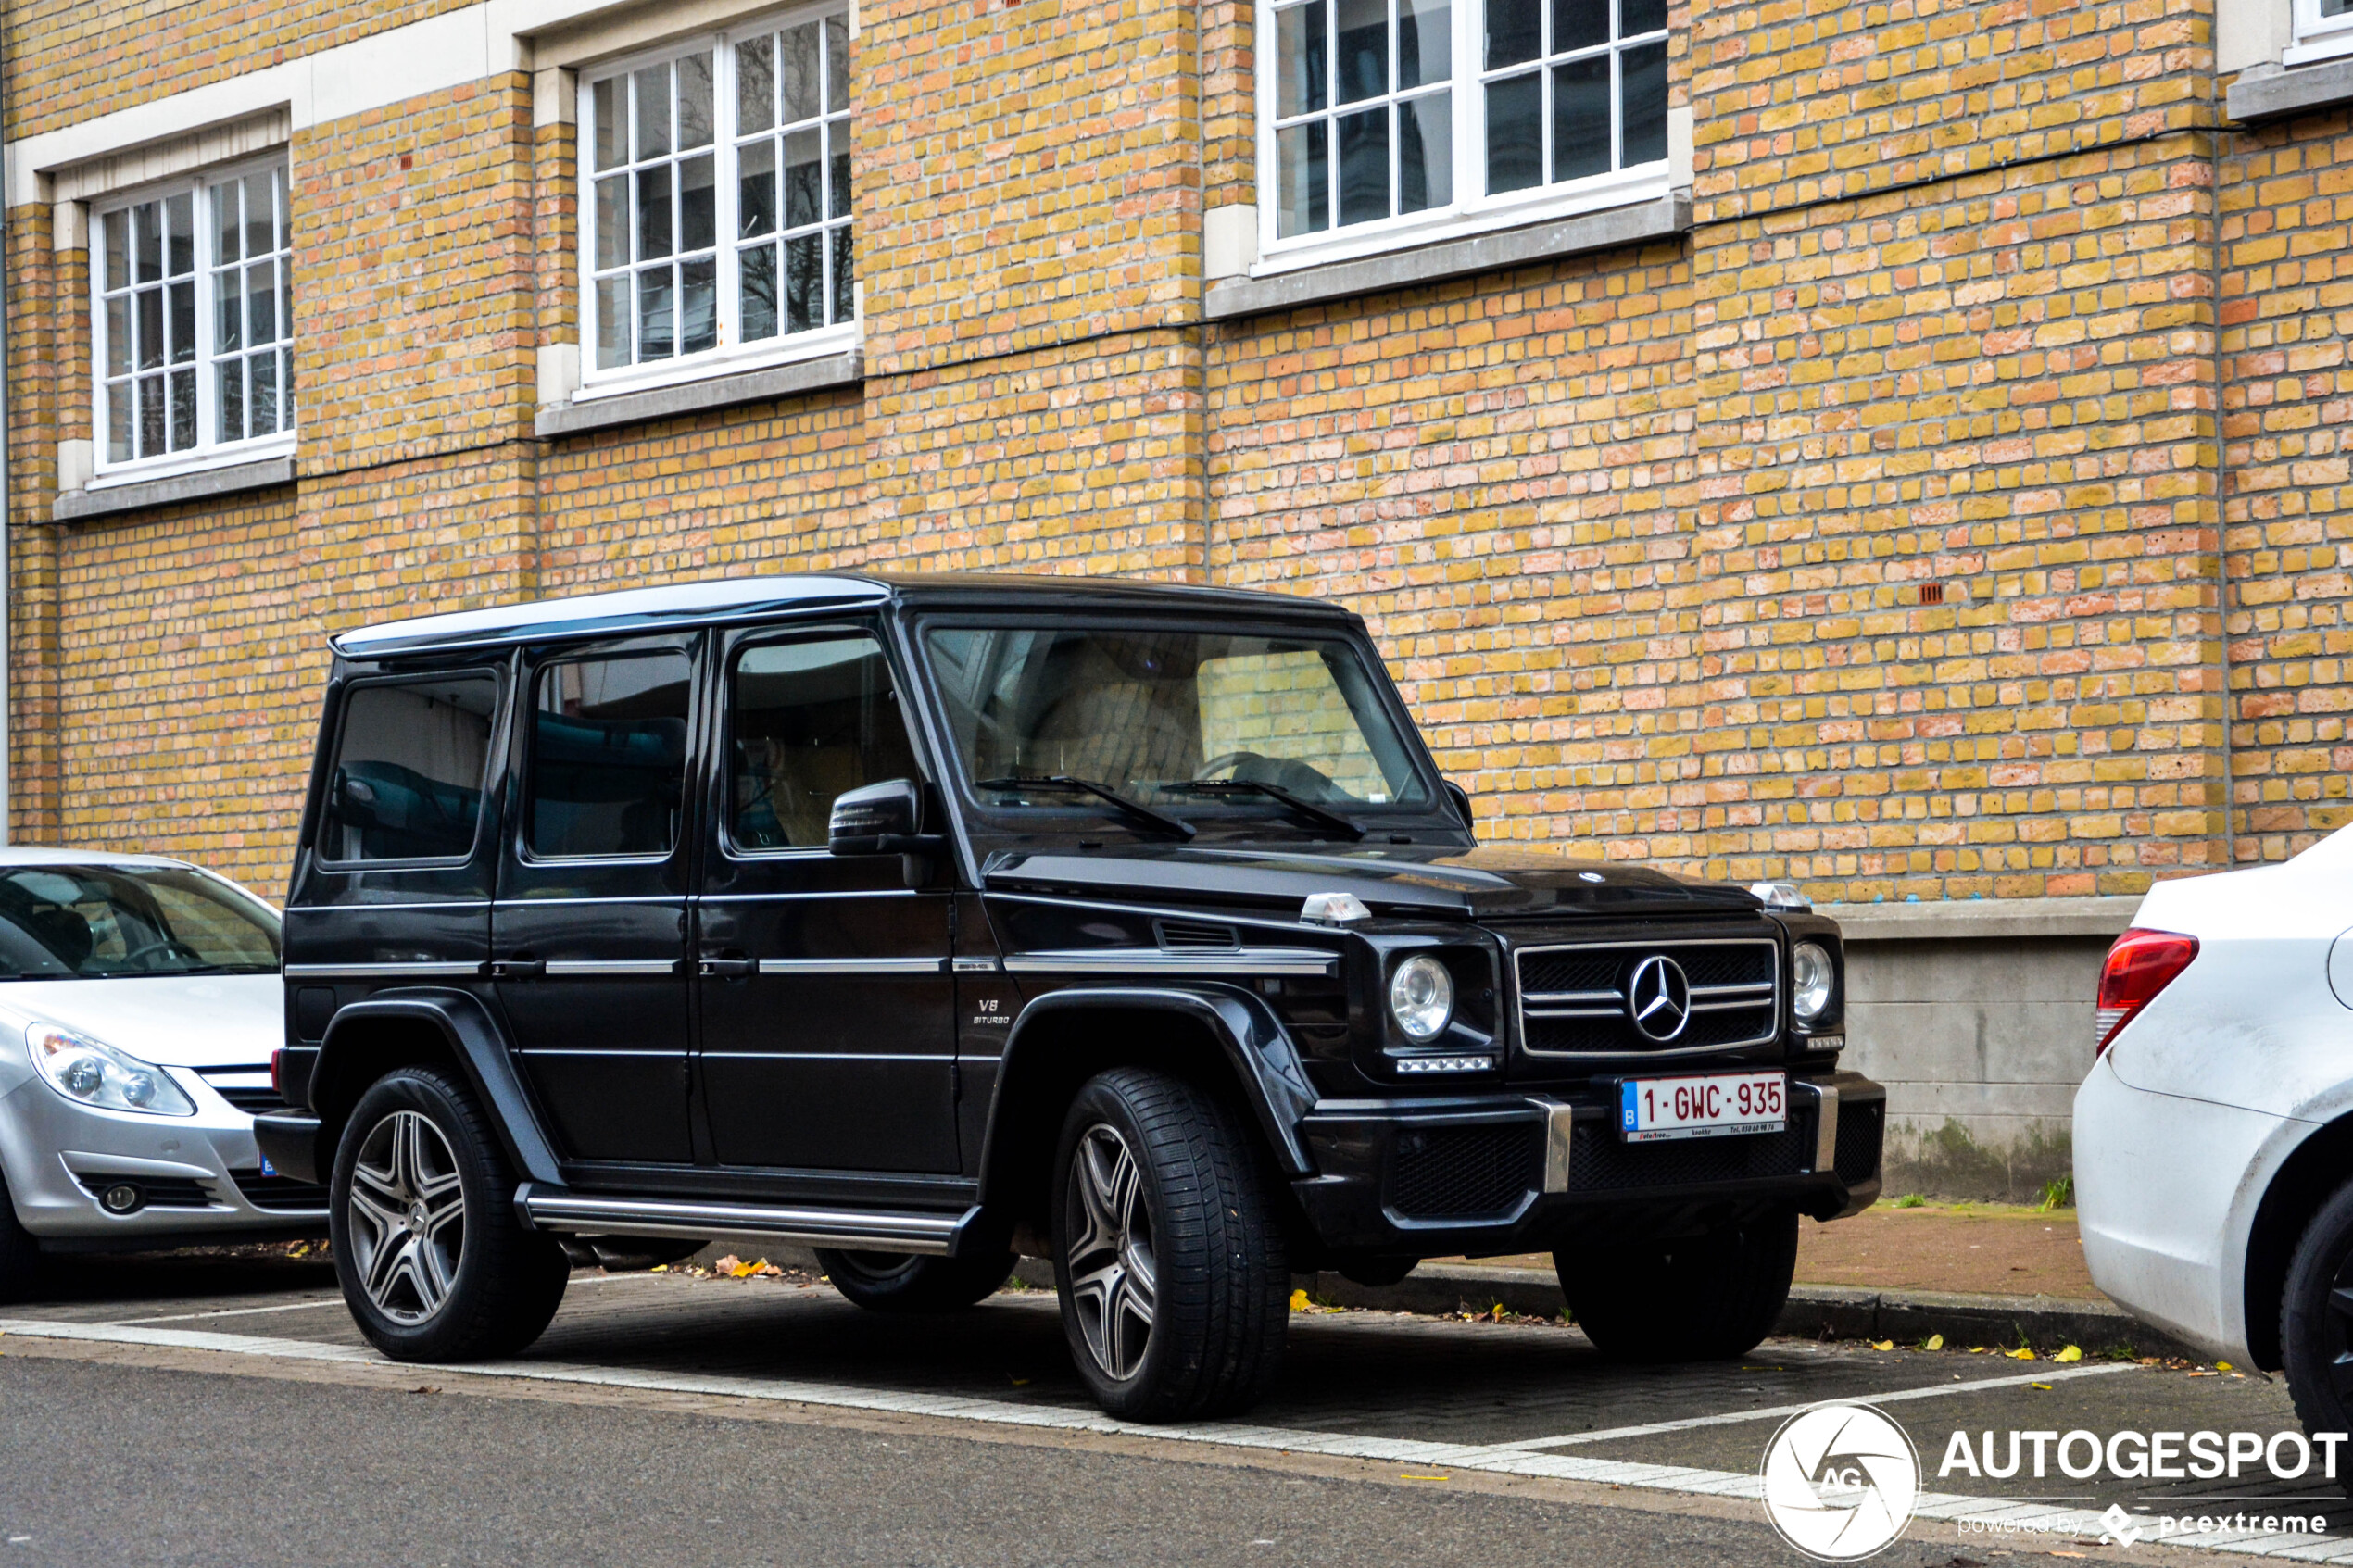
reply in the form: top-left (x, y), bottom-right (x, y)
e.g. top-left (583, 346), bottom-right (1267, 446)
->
top-left (924, 624), bottom-right (1437, 831)
top-left (0, 865), bottom-right (281, 980)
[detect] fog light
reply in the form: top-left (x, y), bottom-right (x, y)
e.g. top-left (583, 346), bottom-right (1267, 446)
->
top-left (100, 1184), bottom-right (144, 1215)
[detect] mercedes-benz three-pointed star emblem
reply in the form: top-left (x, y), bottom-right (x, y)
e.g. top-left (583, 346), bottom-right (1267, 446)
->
top-left (1626, 954), bottom-right (1692, 1042)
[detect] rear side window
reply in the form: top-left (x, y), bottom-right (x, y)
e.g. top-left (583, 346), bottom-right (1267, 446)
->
top-left (528, 652), bottom-right (693, 859)
top-left (324, 677), bottom-right (499, 863)
top-left (730, 634), bottom-right (918, 850)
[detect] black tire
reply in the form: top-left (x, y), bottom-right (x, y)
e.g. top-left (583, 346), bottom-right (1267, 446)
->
top-left (0, 1173), bottom-right (40, 1305)
top-left (1051, 1066), bottom-right (1289, 1421)
top-left (1556, 1206), bottom-right (1800, 1363)
top-left (587, 1236), bottom-right (707, 1273)
top-left (814, 1248), bottom-right (1018, 1311)
top-left (2281, 1175), bottom-right (2353, 1494)
top-left (328, 1067), bottom-right (570, 1361)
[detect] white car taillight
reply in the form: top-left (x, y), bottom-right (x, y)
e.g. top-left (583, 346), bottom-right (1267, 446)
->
top-left (2095, 927), bottom-right (2200, 1055)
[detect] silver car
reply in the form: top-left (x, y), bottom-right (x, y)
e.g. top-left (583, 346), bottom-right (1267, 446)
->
top-left (0, 848), bottom-right (320, 1294)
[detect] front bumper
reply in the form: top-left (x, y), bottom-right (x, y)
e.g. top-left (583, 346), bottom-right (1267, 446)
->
top-left (0, 1075), bottom-right (329, 1248)
top-left (1291, 1071), bottom-right (1884, 1256)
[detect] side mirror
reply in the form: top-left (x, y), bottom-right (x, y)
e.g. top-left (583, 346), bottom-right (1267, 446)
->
top-left (1444, 780), bottom-right (1476, 838)
top-left (828, 778), bottom-right (942, 857)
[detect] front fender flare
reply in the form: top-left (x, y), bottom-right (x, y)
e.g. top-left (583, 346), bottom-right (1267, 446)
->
top-left (308, 990), bottom-right (562, 1187)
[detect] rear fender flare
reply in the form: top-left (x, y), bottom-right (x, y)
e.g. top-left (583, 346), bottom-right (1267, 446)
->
top-left (309, 991), bottom-right (562, 1186)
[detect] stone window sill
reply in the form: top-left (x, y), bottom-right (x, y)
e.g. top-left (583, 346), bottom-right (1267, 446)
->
top-left (1202, 192), bottom-right (1691, 321)
top-left (53, 455), bottom-right (295, 522)
top-left (536, 352), bottom-right (864, 439)
top-left (2228, 58), bottom-right (2353, 121)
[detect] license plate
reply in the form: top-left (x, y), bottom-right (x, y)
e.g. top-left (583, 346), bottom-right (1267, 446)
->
top-left (258, 1155), bottom-right (278, 1178)
top-left (1619, 1072), bottom-right (1787, 1143)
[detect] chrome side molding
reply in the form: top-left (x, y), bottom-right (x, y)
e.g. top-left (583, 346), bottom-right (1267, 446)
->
top-left (1001, 947), bottom-right (1337, 977)
top-left (516, 1186), bottom-right (975, 1254)
top-left (283, 960), bottom-right (484, 980)
top-left (758, 957), bottom-right (949, 975)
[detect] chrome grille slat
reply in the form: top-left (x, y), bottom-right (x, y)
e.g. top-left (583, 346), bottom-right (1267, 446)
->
top-left (1514, 936), bottom-right (1780, 1057)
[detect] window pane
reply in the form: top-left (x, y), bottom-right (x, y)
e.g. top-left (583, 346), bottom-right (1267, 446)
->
top-left (169, 368), bottom-right (196, 450)
top-left (327, 678), bottom-right (498, 863)
top-left (218, 358), bottom-right (245, 444)
top-left (105, 298), bottom-right (131, 378)
top-left (637, 164), bottom-right (673, 259)
top-left (253, 349), bottom-right (280, 434)
top-left (530, 655), bottom-right (692, 859)
top-left (134, 203), bottom-right (160, 284)
top-left (825, 14), bottom-right (849, 110)
top-left (169, 280), bottom-right (195, 363)
top-left (737, 36), bottom-right (776, 133)
top-left (107, 383), bottom-right (132, 464)
top-left (1554, 0), bottom-right (1607, 51)
top-left (678, 52), bottom-right (714, 149)
top-left (781, 22), bottom-right (822, 121)
top-left (1486, 72), bottom-right (1543, 193)
top-left (681, 257), bottom-right (717, 354)
top-left (1336, 0), bottom-right (1386, 104)
top-left (1621, 0), bottom-right (1667, 33)
top-left (280, 268), bottom-right (294, 345)
top-left (634, 64), bottom-right (671, 159)
top-left (829, 118), bottom-right (852, 220)
top-left (596, 277), bottom-right (632, 368)
top-left (1337, 107), bottom-right (1389, 226)
top-left (738, 140), bottom-right (777, 237)
top-left (595, 77), bottom-right (626, 170)
top-left (596, 175), bottom-right (629, 269)
top-left (785, 128), bottom-right (823, 228)
top-left (136, 289), bottom-right (164, 370)
top-left (741, 242), bottom-right (779, 339)
top-left (785, 232), bottom-right (820, 333)
top-left (1552, 55), bottom-right (1610, 182)
top-left (245, 171), bottom-right (275, 263)
top-left (275, 166), bottom-right (291, 252)
top-left (830, 225), bottom-right (854, 324)
top-left (1399, 0), bottom-right (1450, 88)
top-left (730, 638), bottom-right (914, 850)
top-left (214, 269), bottom-right (242, 352)
top-left (1622, 41), bottom-right (1667, 165)
top-left (213, 181), bottom-right (241, 264)
top-left (1399, 91), bottom-right (1452, 211)
top-left (1276, 2), bottom-right (1327, 117)
top-left (137, 375), bottom-right (165, 457)
top-left (638, 267), bottom-right (675, 358)
top-left (281, 346), bottom-right (294, 419)
top-left (166, 192), bottom-right (193, 275)
top-left (679, 153), bottom-right (715, 252)
top-left (104, 209), bottom-right (129, 292)
top-left (1487, 0), bottom-right (1541, 69)
top-left (1276, 121), bottom-right (1329, 237)
top-left (247, 266), bottom-right (277, 357)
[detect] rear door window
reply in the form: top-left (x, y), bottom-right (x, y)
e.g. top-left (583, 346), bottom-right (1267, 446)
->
top-left (323, 676), bottom-right (499, 863)
top-left (527, 652), bottom-right (694, 859)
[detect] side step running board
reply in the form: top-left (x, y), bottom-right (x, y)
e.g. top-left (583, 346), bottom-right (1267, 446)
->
top-left (516, 1185), bottom-right (975, 1255)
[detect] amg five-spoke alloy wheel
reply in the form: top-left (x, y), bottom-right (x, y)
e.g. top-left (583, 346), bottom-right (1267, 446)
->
top-left (1051, 1067), bottom-right (1288, 1421)
top-left (2282, 1174), bottom-right (2353, 1493)
top-left (329, 1067), bottom-right (568, 1362)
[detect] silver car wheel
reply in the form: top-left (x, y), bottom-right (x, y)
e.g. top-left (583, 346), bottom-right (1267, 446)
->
top-left (1064, 1122), bottom-right (1156, 1382)
top-left (346, 1109), bottom-right (466, 1326)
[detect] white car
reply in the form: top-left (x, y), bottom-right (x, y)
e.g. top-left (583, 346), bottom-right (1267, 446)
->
top-left (0, 848), bottom-right (320, 1295)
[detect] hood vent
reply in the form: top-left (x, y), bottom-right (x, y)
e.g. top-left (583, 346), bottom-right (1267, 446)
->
top-left (1155, 919), bottom-right (1241, 951)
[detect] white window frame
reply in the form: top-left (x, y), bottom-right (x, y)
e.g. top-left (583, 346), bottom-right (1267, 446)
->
top-left (1252, 0), bottom-right (1670, 278)
top-left (2289, 0), bottom-right (2353, 65)
top-left (88, 154), bottom-right (296, 486)
top-left (576, 4), bottom-right (858, 403)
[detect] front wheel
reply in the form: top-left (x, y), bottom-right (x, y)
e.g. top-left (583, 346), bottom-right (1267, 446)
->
top-left (0, 1174), bottom-right (39, 1304)
top-left (1051, 1067), bottom-right (1289, 1421)
top-left (1556, 1206), bottom-right (1799, 1363)
top-left (814, 1248), bottom-right (1017, 1311)
top-left (2280, 1177), bottom-right (2353, 1495)
top-left (329, 1067), bottom-right (570, 1361)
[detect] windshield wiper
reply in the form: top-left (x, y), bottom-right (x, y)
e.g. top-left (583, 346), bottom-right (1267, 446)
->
top-left (1159, 778), bottom-right (1366, 840)
top-left (974, 775), bottom-right (1196, 840)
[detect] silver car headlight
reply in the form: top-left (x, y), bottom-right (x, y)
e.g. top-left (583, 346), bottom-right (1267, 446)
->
top-left (1388, 955), bottom-right (1455, 1042)
top-left (1792, 942), bottom-right (1836, 1024)
top-left (25, 1022), bottom-right (195, 1117)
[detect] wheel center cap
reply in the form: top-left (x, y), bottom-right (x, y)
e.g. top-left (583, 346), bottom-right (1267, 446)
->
top-left (407, 1200), bottom-right (429, 1236)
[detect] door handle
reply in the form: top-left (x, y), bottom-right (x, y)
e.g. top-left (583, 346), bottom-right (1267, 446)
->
top-left (698, 956), bottom-right (757, 980)
top-left (491, 957), bottom-right (546, 980)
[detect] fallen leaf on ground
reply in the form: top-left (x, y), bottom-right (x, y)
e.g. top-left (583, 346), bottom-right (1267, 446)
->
top-left (1289, 1288), bottom-right (1309, 1311)
top-left (1871, 1339), bottom-right (1894, 1350)
top-left (713, 1254), bottom-right (742, 1274)
top-left (2006, 1348), bottom-right (2036, 1361)
top-left (2053, 1345), bottom-right (2082, 1362)
top-left (1922, 1334), bottom-right (1944, 1351)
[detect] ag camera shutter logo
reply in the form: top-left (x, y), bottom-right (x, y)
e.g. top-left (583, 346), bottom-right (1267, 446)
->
top-left (1761, 1403), bottom-right (1921, 1560)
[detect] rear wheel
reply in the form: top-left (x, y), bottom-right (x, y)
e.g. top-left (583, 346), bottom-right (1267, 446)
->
top-left (815, 1248), bottom-right (1017, 1311)
top-left (329, 1067), bottom-right (569, 1361)
top-left (2280, 1176), bottom-right (2353, 1493)
top-left (0, 1174), bottom-right (39, 1305)
top-left (1051, 1067), bottom-right (1288, 1421)
top-left (1556, 1206), bottom-right (1799, 1363)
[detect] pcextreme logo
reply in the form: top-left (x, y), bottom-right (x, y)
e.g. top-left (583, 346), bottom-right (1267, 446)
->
top-left (1761, 1403), bottom-right (1922, 1561)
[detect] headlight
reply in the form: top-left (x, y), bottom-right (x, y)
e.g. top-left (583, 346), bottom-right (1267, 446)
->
top-left (1792, 942), bottom-right (1835, 1024)
top-left (25, 1023), bottom-right (195, 1116)
top-left (1388, 955), bottom-right (1455, 1041)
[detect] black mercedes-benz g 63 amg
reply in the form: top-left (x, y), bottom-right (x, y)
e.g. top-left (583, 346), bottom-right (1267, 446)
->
top-left (258, 572), bottom-right (1881, 1420)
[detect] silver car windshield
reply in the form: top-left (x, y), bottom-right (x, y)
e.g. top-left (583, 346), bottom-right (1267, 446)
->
top-left (0, 865), bottom-right (281, 980)
top-left (924, 625), bottom-right (1436, 823)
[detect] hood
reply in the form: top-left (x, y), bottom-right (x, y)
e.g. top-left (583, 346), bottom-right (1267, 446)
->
top-left (981, 844), bottom-right (1762, 920)
top-left (0, 972), bottom-right (282, 1068)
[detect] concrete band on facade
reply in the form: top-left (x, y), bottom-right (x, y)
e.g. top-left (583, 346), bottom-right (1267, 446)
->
top-left (1, 0), bottom-right (2339, 1195)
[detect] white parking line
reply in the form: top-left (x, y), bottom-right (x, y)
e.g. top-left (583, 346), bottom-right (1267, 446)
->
top-left (1495, 1361), bottom-right (2141, 1450)
top-left (111, 1298), bottom-right (350, 1326)
top-left (0, 1317), bottom-right (2340, 1562)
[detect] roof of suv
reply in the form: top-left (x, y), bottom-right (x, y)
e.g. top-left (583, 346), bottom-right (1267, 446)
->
top-left (333, 571), bottom-right (1353, 659)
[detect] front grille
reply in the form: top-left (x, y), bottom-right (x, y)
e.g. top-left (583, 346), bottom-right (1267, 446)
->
top-left (1390, 1124), bottom-right (1540, 1221)
top-left (1569, 1110), bottom-right (1816, 1192)
top-left (212, 1085), bottom-right (289, 1114)
top-left (1516, 937), bottom-right (1780, 1056)
top-left (74, 1173), bottom-right (218, 1210)
top-left (1834, 1098), bottom-right (1884, 1185)
top-left (230, 1169), bottom-right (330, 1211)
